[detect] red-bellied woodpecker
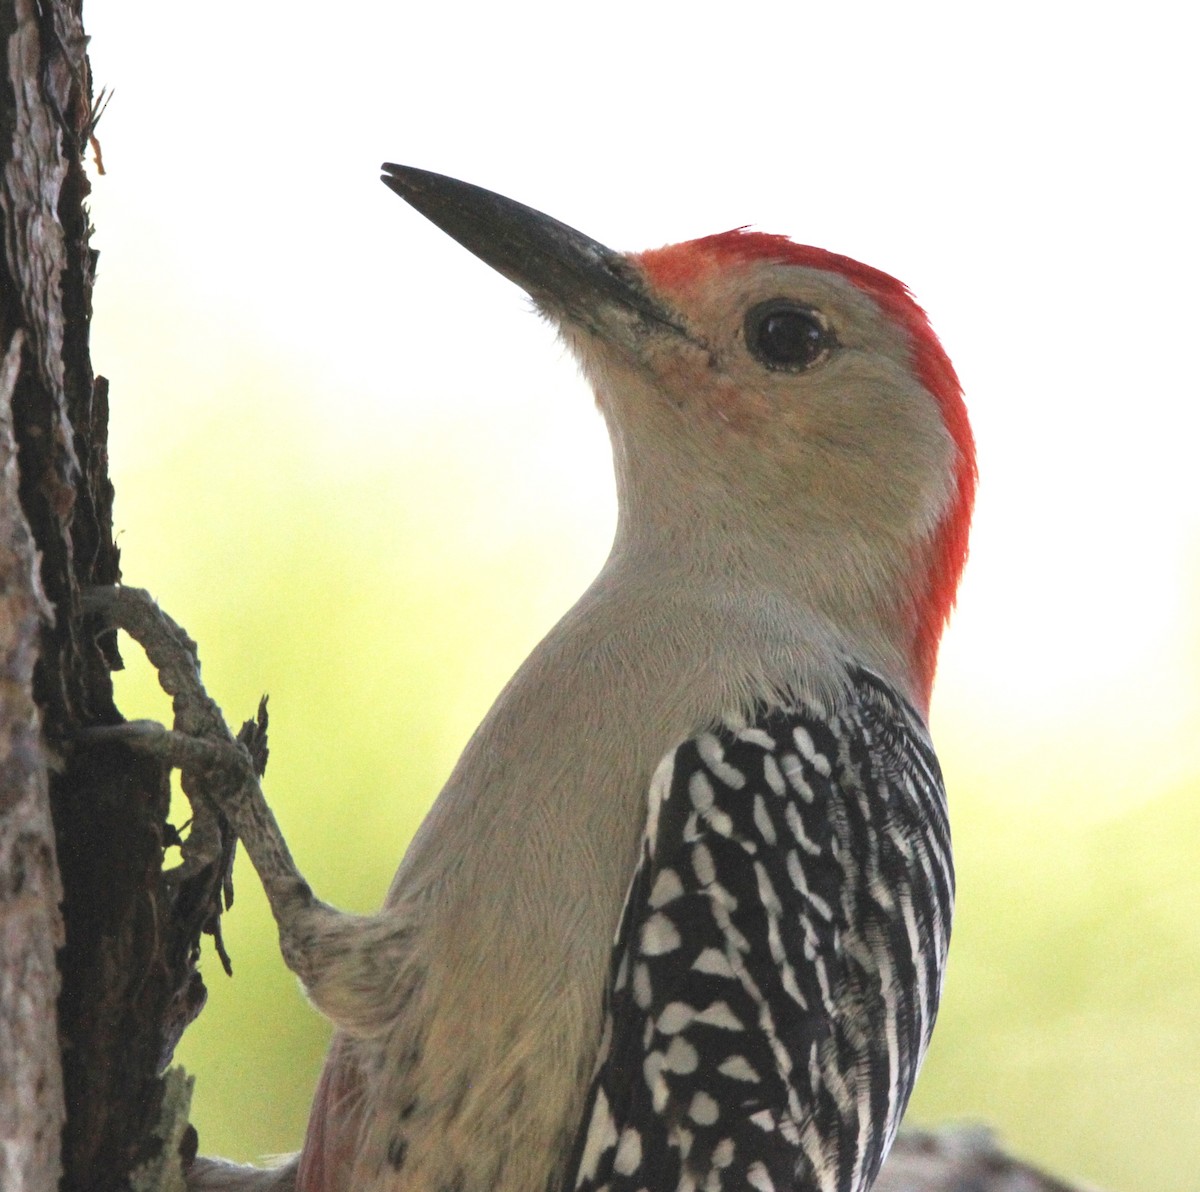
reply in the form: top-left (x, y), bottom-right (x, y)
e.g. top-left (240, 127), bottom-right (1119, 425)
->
top-left (184, 166), bottom-right (976, 1192)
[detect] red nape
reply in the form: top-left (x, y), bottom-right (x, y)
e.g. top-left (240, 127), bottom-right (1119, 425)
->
top-left (638, 230), bottom-right (978, 706)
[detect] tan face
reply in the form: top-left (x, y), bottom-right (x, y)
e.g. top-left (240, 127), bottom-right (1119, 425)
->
top-left (569, 250), bottom-right (957, 552)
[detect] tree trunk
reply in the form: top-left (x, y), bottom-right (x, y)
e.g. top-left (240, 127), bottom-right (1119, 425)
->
top-left (1, 1), bottom-right (226, 1188)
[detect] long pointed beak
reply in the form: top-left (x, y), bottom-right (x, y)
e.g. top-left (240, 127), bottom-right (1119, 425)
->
top-left (380, 164), bottom-right (683, 338)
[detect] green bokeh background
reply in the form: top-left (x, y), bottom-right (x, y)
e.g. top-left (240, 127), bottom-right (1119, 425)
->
top-left (106, 370), bottom-right (1200, 1192)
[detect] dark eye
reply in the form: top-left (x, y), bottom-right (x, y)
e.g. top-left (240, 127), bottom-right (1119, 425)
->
top-left (744, 300), bottom-right (833, 371)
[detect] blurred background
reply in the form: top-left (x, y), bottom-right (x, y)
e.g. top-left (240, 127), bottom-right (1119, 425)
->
top-left (82, 2), bottom-right (1197, 1188)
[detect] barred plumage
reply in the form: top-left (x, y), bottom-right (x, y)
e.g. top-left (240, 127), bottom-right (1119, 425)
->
top-left (157, 168), bottom-right (975, 1192)
top-left (566, 665), bottom-right (952, 1192)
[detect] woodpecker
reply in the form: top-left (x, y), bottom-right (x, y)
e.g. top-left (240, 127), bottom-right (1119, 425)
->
top-left (185, 166), bottom-right (976, 1192)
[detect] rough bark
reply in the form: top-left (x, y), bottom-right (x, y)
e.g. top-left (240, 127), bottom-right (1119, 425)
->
top-left (880, 1129), bottom-right (1095, 1192)
top-left (0, 323), bottom-right (63, 1192)
top-left (1, 0), bottom-right (226, 1187)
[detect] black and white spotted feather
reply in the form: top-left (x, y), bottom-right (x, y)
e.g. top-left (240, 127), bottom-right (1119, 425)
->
top-left (563, 665), bottom-right (952, 1192)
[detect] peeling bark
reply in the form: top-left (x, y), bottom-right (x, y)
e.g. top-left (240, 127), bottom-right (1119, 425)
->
top-left (1, 0), bottom-right (225, 1187)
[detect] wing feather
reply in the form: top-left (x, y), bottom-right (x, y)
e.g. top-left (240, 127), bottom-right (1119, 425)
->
top-left (563, 667), bottom-right (951, 1192)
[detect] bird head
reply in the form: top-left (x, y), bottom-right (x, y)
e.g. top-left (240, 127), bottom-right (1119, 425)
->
top-left (381, 165), bottom-right (975, 710)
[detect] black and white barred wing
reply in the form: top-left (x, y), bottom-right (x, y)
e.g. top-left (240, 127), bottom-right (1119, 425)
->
top-left (564, 669), bottom-right (953, 1192)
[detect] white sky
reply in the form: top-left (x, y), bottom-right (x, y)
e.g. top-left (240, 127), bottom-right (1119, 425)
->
top-left (84, 1), bottom-right (1197, 802)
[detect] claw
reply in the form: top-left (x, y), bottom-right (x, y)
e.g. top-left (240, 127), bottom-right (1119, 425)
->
top-left (81, 584), bottom-right (324, 1000)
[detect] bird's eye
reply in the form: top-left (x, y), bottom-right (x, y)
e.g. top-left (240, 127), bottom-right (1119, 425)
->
top-left (744, 300), bottom-right (833, 371)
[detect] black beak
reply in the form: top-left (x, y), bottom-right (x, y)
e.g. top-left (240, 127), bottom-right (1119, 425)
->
top-left (380, 164), bottom-right (682, 337)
